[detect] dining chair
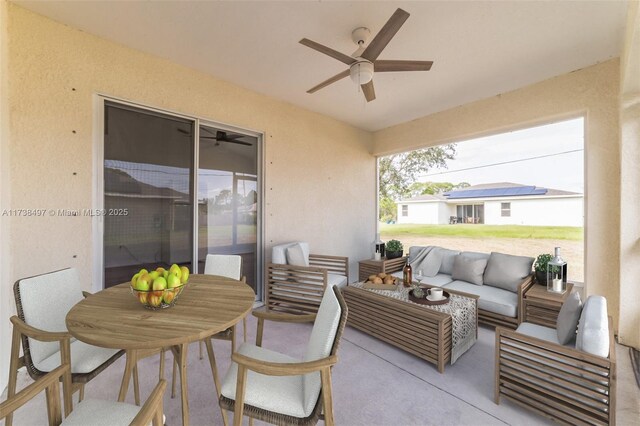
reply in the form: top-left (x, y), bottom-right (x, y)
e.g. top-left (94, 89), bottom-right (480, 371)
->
top-left (0, 363), bottom-right (167, 426)
top-left (203, 254), bottom-right (247, 351)
top-left (170, 254), bottom-right (247, 399)
top-left (218, 285), bottom-right (348, 426)
top-left (6, 268), bottom-right (134, 425)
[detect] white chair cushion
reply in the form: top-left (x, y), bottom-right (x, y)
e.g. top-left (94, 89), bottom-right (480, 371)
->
top-left (576, 295), bottom-right (610, 358)
top-left (303, 286), bottom-right (341, 414)
top-left (442, 280), bottom-right (518, 317)
top-left (286, 244), bottom-right (309, 267)
top-left (61, 398), bottom-right (140, 425)
top-left (272, 242), bottom-right (310, 265)
top-left (18, 268), bottom-right (84, 365)
top-left (204, 254), bottom-right (242, 280)
top-left (35, 339), bottom-right (120, 374)
top-left (516, 322), bottom-right (562, 345)
top-left (221, 343), bottom-right (310, 418)
top-left (327, 273), bottom-right (347, 289)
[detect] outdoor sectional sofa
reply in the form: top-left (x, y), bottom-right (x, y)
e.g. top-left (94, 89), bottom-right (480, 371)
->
top-left (392, 246), bottom-right (535, 329)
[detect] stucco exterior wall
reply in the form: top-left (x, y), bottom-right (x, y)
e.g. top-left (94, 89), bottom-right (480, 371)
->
top-left (397, 202), bottom-right (441, 224)
top-left (484, 197), bottom-right (583, 227)
top-left (1, 4), bottom-right (375, 389)
top-left (374, 60), bottom-right (621, 331)
top-left (618, 1), bottom-right (640, 349)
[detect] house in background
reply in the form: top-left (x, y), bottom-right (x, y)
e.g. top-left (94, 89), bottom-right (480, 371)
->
top-left (397, 182), bottom-right (583, 226)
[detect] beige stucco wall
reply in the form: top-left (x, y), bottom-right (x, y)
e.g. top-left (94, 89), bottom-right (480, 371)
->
top-left (618, 1), bottom-right (640, 350)
top-left (1, 4), bottom-right (376, 389)
top-left (374, 60), bottom-right (622, 332)
top-left (0, 0), bottom-right (13, 390)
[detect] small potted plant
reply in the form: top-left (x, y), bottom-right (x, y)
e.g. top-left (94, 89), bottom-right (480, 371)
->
top-left (534, 253), bottom-right (552, 286)
top-left (385, 239), bottom-right (404, 259)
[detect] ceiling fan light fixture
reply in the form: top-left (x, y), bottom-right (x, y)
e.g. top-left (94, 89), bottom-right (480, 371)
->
top-left (350, 60), bottom-right (374, 85)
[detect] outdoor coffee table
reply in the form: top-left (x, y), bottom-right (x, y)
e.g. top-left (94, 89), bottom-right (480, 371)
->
top-left (343, 283), bottom-right (478, 373)
top-left (66, 274), bottom-right (255, 425)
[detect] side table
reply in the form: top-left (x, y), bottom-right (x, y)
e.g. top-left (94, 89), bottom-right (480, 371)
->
top-left (523, 283), bottom-right (574, 327)
top-left (358, 257), bottom-right (406, 281)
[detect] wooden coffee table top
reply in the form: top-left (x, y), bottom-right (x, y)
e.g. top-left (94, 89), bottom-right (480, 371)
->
top-left (66, 274), bottom-right (255, 350)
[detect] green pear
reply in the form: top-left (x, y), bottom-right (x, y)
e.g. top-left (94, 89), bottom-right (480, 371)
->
top-left (130, 273), bottom-right (140, 287)
top-left (136, 274), bottom-right (151, 291)
top-left (169, 264), bottom-right (182, 280)
top-left (148, 271), bottom-right (160, 281)
top-left (139, 268), bottom-right (149, 276)
top-left (152, 276), bottom-right (167, 291)
top-left (156, 267), bottom-right (166, 275)
top-left (179, 266), bottom-right (189, 283)
top-left (167, 274), bottom-right (181, 289)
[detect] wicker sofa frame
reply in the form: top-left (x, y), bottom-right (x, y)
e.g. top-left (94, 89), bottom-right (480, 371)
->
top-left (495, 318), bottom-right (616, 425)
top-left (266, 254), bottom-right (349, 315)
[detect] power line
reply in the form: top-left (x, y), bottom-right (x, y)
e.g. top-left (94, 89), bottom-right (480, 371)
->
top-left (418, 149), bottom-right (583, 178)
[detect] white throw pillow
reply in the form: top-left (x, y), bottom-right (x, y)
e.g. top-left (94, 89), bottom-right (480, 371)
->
top-left (286, 244), bottom-right (309, 266)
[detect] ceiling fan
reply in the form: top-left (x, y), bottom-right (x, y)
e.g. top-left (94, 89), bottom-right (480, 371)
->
top-left (300, 8), bottom-right (433, 102)
top-left (178, 128), bottom-right (252, 146)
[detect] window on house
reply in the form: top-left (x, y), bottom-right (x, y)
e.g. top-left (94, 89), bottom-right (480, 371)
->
top-left (501, 202), bottom-right (511, 217)
top-left (402, 205), bottom-right (408, 216)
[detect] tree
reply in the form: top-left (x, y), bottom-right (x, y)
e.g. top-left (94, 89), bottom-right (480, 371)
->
top-left (379, 145), bottom-right (456, 221)
top-left (408, 181), bottom-right (470, 197)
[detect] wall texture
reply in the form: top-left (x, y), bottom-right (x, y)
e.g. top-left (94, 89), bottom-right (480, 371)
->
top-left (2, 4), bottom-right (376, 389)
top-left (0, 0), bottom-right (13, 391)
top-left (374, 60), bottom-right (621, 331)
top-left (618, 1), bottom-right (640, 349)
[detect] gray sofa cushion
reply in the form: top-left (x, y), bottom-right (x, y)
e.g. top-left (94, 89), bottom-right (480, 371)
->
top-left (460, 251), bottom-right (491, 262)
top-left (516, 322), bottom-right (562, 345)
top-left (418, 274), bottom-right (453, 287)
top-left (556, 292), bottom-right (582, 344)
top-left (451, 255), bottom-right (488, 286)
top-left (443, 280), bottom-right (518, 317)
top-left (483, 252), bottom-right (534, 292)
top-left (437, 248), bottom-right (461, 275)
top-left (576, 295), bottom-right (609, 358)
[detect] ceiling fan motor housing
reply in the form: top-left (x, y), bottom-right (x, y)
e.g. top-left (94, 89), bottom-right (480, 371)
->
top-left (350, 59), bottom-right (374, 84)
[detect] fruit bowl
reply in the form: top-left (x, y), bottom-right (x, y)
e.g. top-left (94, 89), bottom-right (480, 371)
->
top-left (131, 283), bottom-right (187, 310)
top-left (129, 264), bottom-right (190, 310)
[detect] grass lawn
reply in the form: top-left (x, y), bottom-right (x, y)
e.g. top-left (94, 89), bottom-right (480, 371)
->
top-left (380, 223), bottom-right (583, 240)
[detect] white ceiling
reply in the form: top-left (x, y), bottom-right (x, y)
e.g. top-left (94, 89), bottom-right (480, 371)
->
top-left (15, 1), bottom-right (628, 131)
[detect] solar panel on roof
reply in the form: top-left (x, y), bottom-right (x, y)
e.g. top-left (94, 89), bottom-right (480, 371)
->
top-left (446, 186), bottom-right (548, 199)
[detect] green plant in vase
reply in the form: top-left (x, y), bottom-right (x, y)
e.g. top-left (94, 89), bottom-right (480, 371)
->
top-left (385, 239), bottom-right (404, 259)
top-left (534, 253), bottom-right (558, 286)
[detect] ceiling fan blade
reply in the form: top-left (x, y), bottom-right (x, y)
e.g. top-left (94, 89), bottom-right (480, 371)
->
top-left (361, 8), bottom-right (410, 62)
top-left (361, 81), bottom-right (376, 102)
top-left (307, 70), bottom-right (350, 93)
top-left (374, 60), bottom-right (433, 72)
top-left (299, 38), bottom-right (356, 65)
top-left (201, 137), bottom-right (252, 146)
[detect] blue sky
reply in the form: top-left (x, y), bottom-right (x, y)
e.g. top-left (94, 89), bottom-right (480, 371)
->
top-left (419, 117), bottom-right (585, 193)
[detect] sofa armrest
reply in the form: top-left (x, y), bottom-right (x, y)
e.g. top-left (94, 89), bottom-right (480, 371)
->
top-left (309, 254), bottom-right (349, 278)
top-left (517, 274), bottom-right (535, 324)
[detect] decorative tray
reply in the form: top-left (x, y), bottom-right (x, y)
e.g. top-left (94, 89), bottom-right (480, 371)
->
top-left (408, 289), bottom-right (450, 305)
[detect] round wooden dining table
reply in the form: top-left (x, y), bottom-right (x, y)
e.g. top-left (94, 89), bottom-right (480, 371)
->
top-left (66, 274), bottom-right (255, 425)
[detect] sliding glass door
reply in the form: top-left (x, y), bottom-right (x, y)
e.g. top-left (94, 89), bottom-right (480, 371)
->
top-left (102, 101), bottom-right (261, 296)
top-left (103, 102), bottom-right (194, 287)
top-left (197, 125), bottom-right (258, 290)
